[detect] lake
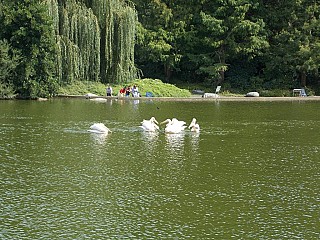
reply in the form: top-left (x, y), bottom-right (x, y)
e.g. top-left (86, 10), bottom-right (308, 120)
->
top-left (0, 98), bottom-right (319, 239)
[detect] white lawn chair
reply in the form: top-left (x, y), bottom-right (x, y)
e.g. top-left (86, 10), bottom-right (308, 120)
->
top-left (293, 88), bottom-right (307, 97)
top-left (215, 86), bottom-right (221, 94)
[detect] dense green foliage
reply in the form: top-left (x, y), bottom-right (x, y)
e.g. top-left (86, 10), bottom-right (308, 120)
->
top-left (1, 0), bottom-right (58, 98)
top-left (132, 0), bottom-right (320, 93)
top-left (0, 39), bottom-right (20, 98)
top-left (0, 0), bottom-right (137, 98)
top-left (47, 0), bottom-right (137, 85)
top-left (0, 0), bottom-right (319, 98)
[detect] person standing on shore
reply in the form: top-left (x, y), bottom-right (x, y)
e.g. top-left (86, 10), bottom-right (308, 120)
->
top-left (119, 86), bottom-right (126, 97)
top-left (106, 85), bottom-right (113, 96)
top-left (125, 86), bottom-right (131, 97)
top-left (132, 85), bottom-right (140, 97)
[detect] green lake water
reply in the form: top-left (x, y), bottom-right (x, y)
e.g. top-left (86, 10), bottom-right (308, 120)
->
top-left (0, 98), bottom-right (319, 239)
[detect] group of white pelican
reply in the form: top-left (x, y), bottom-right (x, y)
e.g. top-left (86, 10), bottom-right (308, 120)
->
top-left (141, 117), bottom-right (200, 134)
top-left (88, 117), bottom-right (200, 134)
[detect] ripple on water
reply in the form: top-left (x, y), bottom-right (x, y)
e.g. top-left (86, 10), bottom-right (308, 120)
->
top-left (1, 101), bottom-right (320, 239)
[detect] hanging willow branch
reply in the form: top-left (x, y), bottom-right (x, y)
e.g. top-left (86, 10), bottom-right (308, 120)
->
top-left (44, 0), bottom-right (137, 85)
top-left (110, 2), bottom-right (137, 84)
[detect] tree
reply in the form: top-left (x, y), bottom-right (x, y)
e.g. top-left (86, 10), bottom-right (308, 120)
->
top-left (133, 0), bottom-right (184, 82)
top-left (0, 39), bottom-right (21, 98)
top-left (262, 0), bottom-right (320, 88)
top-left (0, 39), bottom-right (20, 84)
top-left (132, 0), bottom-right (268, 87)
top-left (47, 0), bottom-right (137, 85)
top-left (190, 0), bottom-right (268, 85)
top-left (1, 0), bottom-right (58, 98)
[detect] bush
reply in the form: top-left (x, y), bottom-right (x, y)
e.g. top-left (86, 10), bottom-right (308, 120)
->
top-left (259, 89), bottom-right (292, 97)
top-left (58, 81), bottom-right (107, 96)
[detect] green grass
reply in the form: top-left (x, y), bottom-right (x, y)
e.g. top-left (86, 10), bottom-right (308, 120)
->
top-left (58, 79), bottom-right (310, 98)
top-left (58, 79), bottom-right (191, 97)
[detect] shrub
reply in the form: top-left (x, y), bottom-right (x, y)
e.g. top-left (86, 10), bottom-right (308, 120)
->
top-left (259, 89), bottom-right (292, 97)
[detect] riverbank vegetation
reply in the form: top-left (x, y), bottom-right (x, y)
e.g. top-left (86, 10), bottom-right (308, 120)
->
top-left (58, 79), bottom-right (191, 97)
top-left (0, 0), bottom-right (319, 98)
top-left (58, 79), bottom-right (299, 98)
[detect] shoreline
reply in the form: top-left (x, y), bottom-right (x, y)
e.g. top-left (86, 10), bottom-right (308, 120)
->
top-left (55, 94), bottom-right (320, 102)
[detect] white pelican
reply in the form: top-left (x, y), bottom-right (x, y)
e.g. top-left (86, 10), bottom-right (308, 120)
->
top-left (188, 118), bottom-right (200, 133)
top-left (161, 118), bottom-right (187, 134)
top-left (88, 123), bottom-right (111, 134)
top-left (140, 117), bottom-right (159, 132)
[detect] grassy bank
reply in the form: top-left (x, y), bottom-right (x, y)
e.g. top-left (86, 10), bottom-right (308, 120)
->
top-left (1, 78), bottom-right (315, 99)
top-left (58, 79), bottom-right (191, 97)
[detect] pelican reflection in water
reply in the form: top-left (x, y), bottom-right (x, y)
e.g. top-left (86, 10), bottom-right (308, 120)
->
top-left (90, 131), bottom-right (109, 145)
top-left (141, 131), bottom-right (159, 153)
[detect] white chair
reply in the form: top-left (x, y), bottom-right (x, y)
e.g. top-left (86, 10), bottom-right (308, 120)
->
top-left (215, 86), bottom-right (221, 94)
top-left (293, 88), bottom-right (307, 97)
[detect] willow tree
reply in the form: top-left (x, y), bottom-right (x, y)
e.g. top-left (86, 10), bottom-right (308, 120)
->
top-left (45, 0), bottom-right (137, 85)
top-left (90, 0), bottom-right (137, 84)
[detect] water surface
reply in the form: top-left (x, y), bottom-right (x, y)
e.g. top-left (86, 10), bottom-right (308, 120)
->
top-left (0, 99), bottom-right (319, 239)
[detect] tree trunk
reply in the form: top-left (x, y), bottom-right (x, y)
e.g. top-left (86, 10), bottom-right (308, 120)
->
top-left (218, 70), bottom-right (224, 85)
top-left (300, 71), bottom-right (306, 87)
top-left (164, 64), bottom-right (172, 82)
top-left (218, 45), bottom-right (225, 85)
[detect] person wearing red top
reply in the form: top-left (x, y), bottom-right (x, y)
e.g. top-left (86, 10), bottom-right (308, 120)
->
top-left (119, 86), bottom-right (126, 97)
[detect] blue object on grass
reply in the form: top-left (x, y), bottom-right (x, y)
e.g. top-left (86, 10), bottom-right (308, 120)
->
top-left (146, 92), bottom-right (154, 97)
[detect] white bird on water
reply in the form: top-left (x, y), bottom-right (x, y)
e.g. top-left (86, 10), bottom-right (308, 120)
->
top-left (140, 117), bottom-right (159, 132)
top-left (188, 118), bottom-right (200, 133)
top-left (88, 123), bottom-right (111, 134)
top-left (161, 118), bottom-right (187, 134)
